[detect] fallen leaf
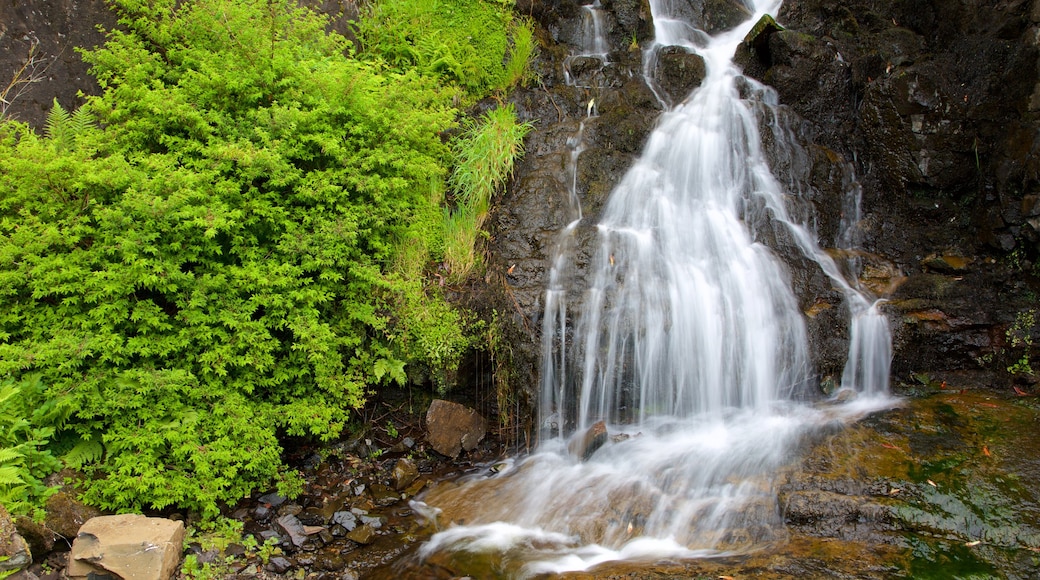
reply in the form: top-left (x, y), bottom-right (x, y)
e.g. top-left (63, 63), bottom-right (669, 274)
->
top-left (1013, 386), bottom-right (1032, 396)
top-left (718, 576), bottom-right (735, 580)
top-left (881, 442), bottom-right (902, 451)
top-left (965, 540), bottom-right (981, 547)
top-left (507, 264), bottom-right (516, 274)
top-left (927, 479), bottom-right (937, 487)
top-left (983, 446), bottom-right (991, 457)
top-left (609, 254), bottom-right (615, 266)
top-left (889, 488), bottom-right (901, 496)
top-left (978, 402), bottom-right (1000, 408)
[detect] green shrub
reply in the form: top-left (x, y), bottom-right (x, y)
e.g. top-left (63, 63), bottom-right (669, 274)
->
top-left (0, 0), bottom-right (469, 516)
top-left (356, 0), bottom-right (533, 100)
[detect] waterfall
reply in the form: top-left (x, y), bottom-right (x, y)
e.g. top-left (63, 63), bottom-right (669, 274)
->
top-left (411, 0), bottom-right (894, 575)
top-left (564, 1), bottom-right (612, 87)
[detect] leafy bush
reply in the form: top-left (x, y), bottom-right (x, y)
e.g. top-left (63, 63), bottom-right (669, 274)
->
top-left (356, 0), bottom-right (535, 99)
top-left (0, 0), bottom-right (533, 518)
top-left (0, 0), bottom-right (475, 516)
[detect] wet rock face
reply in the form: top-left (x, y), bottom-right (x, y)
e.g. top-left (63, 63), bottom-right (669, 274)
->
top-left (0, 0), bottom-right (115, 128)
top-left (654, 46), bottom-right (707, 105)
top-left (736, 0), bottom-right (1040, 385)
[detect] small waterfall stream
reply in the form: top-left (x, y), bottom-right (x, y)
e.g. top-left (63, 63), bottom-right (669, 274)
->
top-left (411, 0), bottom-right (895, 576)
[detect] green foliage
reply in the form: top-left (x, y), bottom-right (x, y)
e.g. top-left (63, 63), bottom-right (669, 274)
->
top-left (1006, 310), bottom-right (1036, 376)
top-left (0, 0), bottom-right (534, 519)
top-left (0, 0), bottom-right (481, 517)
top-left (356, 0), bottom-right (533, 100)
top-left (0, 375), bottom-right (70, 519)
top-left (444, 104), bottom-right (532, 279)
top-left (503, 17), bottom-right (538, 89)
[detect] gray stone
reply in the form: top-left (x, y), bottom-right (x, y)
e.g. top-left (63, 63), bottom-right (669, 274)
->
top-left (330, 511), bottom-right (357, 531)
top-left (266, 556), bottom-right (293, 574)
top-left (275, 514), bottom-right (309, 548)
top-left (425, 399), bottom-right (487, 458)
top-left (0, 504), bottom-right (32, 574)
top-left (67, 514), bottom-right (184, 580)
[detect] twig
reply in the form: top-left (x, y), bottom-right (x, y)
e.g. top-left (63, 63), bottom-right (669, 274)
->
top-left (0, 39), bottom-right (52, 120)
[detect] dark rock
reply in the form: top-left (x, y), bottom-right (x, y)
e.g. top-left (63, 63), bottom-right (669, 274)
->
top-left (275, 514), bottom-right (309, 549)
top-left (225, 543), bottom-right (246, 557)
top-left (257, 492), bottom-right (288, 508)
top-left (369, 483), bottom-right (401, 507)
top-left (654, 46), bottom-right (707, 104)
top-left (12, 516), bottom-right (52, 563)
top-left (253, 505), bottom-right (272, 521)
top-left (345, 524), bottom-right (376, 545)
top-left (568, 420), bottom-right (609, 460)
top-left (425, 399), bottom-right (488, 458)
top-left (259, 529), bottom-right (282, 543)
top-left (277, 503), bottom-right (303, 517)
top-left (43, 492), bottom-right (102, 541)
top-left (266, 556), bottom-right (293, 574)
top-left (391, 458), bottom-right (420, 491)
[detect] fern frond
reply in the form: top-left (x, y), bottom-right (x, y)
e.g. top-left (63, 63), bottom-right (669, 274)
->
top-left (0, 447), bottom-right (26, 464)
top-left (0, 465), bottom-right (26, 485)
top-left (63, 438), bottom-right (104, 469)
top-left (45, 98), bottom-right (71, 142)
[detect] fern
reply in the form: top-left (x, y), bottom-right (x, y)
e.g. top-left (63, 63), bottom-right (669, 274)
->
top-left (44, 98), bottom-right (93, 152)
top-left (63, 437), bottom-right (105, 469)
top-left (0, 376), bottom-right (65, 518)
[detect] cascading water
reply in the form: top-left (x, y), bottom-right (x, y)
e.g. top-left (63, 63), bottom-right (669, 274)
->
top-left (409, 0), bottom-right (894, 576)
top-left (564, 0), bottom-right (611, 87)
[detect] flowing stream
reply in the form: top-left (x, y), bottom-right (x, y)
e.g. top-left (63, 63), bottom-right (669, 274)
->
top-left (412, 0), bottom-right (894, 576)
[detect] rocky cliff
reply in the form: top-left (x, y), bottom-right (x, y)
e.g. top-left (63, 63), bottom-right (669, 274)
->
top-left (490, 0), bottom-right (1040, 414)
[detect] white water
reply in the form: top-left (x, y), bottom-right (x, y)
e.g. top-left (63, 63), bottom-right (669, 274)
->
top-left (564, 1), bottom-right (611, 87)
top-left (415, 0), bottom-right (894, 575)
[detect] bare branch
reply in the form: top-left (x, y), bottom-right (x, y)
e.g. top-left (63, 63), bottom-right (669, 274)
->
top-left (0, 39), bottom-right (52, 120)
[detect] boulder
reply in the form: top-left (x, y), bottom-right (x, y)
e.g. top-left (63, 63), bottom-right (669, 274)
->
top-left (425, 400), bottom-right (487, 459)
top-left (43, 491), bottom-right (102, 541)
top-left (345, 524), bottom-right (376, 545)
top-left (654, 46), bottom-right (707, 104)
top-left (391, 457), bottom-right (419, 491)
top-left (568, 420), bottom-right (609, 460)
top-left (67, 514), bottom-right (185, 580)
top-left (0, 504), bottom-right (32, 575)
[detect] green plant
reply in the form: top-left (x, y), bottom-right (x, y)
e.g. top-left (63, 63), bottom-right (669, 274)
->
top-left (275, 469), bottom-right (305, 500)
top-left (503, 17), bottom-right (538, 89)
top-left (443, 104), bottom-right (532, 280)
top-left (0, 0), bottom-right (474, 517)
top-left (355, 0), bottom-right (526, 101)
top-left (386, 420), bottom-right (399, 439)
top-left (0, 375), bottom-right (70, 520)
top-left (1006, 310), bottom-right (1036, 376)
top-left (180, 517), bottom-right (251, 579)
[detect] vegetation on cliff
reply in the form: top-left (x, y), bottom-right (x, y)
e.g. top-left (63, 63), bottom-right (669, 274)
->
top-left (0, 0), bottom-right (533, 517)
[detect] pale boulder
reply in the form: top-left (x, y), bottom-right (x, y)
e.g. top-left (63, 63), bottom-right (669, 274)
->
top-left (67, 514), bottom-right (184, 580)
